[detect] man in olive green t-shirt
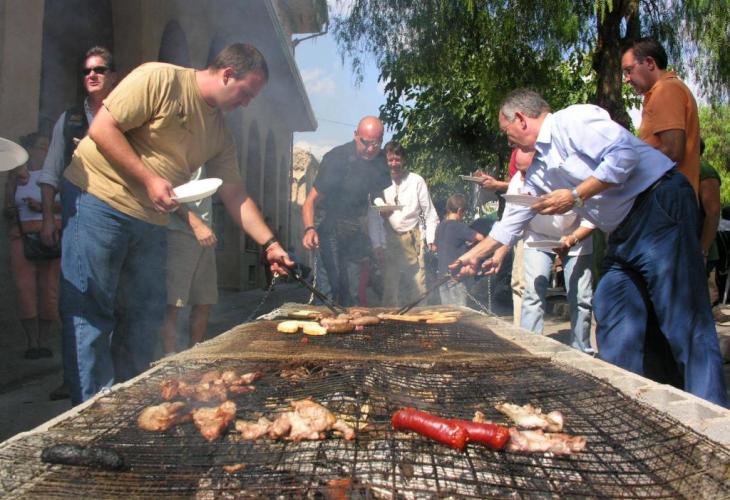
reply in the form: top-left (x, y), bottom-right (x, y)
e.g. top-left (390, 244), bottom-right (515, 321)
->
top-left (60, 43), bottom-right (293, 404)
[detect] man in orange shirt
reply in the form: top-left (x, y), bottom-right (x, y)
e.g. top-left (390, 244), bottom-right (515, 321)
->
top-left (621, 38), bottom-right (700, 193)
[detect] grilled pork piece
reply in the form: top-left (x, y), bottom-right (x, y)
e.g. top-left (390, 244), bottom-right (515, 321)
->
top-left (506, 428), bottom-right (586, 455)
top-left (161, 370), bottom-right (262, 402)
top-left (235, 417), bottom-right (273, 440)
top-left (192, 401), bottom-right (237, 441)
top-left (138, 402), bottom-right (191, 431)
top-left (495, 402), bottom-right (564, 432)
top-left (235, 398), bottom-right (355, 442)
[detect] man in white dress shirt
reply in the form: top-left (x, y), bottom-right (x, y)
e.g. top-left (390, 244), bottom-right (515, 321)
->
top-left (370, 141), bottom-right (439, 307)
top-left (453, 89), bottom-right (727, 408)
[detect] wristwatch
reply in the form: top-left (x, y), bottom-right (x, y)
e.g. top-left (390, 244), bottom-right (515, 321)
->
top-left (570, 188), bottom-right (584, 208)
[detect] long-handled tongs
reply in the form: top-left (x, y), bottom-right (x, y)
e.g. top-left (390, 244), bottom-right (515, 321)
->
top-left (288, 264), bottom-right (346, 315)
top-left (396, 274), bottom-right (455, 315)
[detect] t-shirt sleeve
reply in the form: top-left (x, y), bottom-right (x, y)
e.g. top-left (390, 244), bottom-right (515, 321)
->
top-left (103, 65), bottom-right (167, 132)
top-left (312, 151), bottom-right (335, 196)
top-left (459, 223), bottom-right (478, 243)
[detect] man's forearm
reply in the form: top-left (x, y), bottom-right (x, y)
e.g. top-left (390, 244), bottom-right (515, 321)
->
top-left (89, 108), bottom-right (153, 186)
top-left (574, 176), bottom-right (615, 202)
top-left (219, 183), bottom-right (275, 244)
top-left (301, 187), bottom-right (318, 228)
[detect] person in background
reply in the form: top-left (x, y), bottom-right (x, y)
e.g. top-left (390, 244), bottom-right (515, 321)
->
top-left (161, 166), bottom-right (218, 356)
top-left (38, 46), bottom-right (118, 247)
top-left (453, 88), bottom-right (726, 407)
top-left (60, 43), bottom-right (293, 404)
top-left (4, 133), bottom-right (61, 359)
top-left (37, 46), bottom-right (117, 400)
top-left (698, 139), bottom-right (722, 303)
top-left (369, 141), bottom-right (439, 307)
top-left (508, 148), bottom-right (595, 354)
top-left (434, 193), bottom-right (484, 305)
top-left (621, 37), bottom-right (700, 193)
top-left (301, 116), bottom-right (390, 306)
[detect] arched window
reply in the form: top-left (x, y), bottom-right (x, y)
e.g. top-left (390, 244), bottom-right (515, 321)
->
top-left (158, 20), bottom-right (190, 66)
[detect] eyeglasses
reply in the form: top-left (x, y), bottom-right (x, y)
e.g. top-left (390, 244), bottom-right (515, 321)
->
top-left (357, 136), bottom-right (382, 150)
top-left (82, 66), bottom-right (109, 76)
top-left (622, 61), bottom-right (642, 76)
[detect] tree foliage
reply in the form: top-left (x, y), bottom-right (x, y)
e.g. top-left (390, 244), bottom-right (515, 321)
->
top-left (331, 0), bottom-right (730, 204)
top-left (699, 105), bottom-right (730, 204)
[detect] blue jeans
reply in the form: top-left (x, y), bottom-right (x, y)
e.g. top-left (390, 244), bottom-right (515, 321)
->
top-left (60, 180), bottom-right (166, 404)
top-left (521, 248), bottom-right (594, 353)
top-left (594, 172), bottom-right (728, 407)
top-left (318, 218), bottom-right (370, 307)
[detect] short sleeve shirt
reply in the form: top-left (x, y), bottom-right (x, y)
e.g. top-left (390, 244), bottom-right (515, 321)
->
top-left (313, 141), bottom-right (390, 220)
top-left (435, 220), bottom-right (478, 275)
top-left (64, 62), bottom-right (241, 225)
top-left (639, 72), bottom-right (700, 193)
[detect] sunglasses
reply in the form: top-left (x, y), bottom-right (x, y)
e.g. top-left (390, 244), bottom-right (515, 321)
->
top-left (82, 66), bottom-right (109, 76)
top-left (357, 136), bottom-right (382, 149)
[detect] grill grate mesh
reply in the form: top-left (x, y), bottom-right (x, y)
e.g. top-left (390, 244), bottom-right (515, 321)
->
top-left (2, 357), bottom-right (728, 498)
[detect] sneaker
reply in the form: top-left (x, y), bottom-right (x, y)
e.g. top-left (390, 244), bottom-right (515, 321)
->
top-left (49, 382), bottom-right (70, 400)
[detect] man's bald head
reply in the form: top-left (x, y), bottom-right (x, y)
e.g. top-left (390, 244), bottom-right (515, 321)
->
top-left (354, 116), bottom-right (384, 161)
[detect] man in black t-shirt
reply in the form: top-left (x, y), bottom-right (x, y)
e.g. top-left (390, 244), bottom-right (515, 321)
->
top-left (302, 116), bottom-right (390, 306)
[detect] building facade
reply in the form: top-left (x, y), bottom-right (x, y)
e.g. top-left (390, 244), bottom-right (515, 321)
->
top-left (0, 0), bottom-right (325, 289)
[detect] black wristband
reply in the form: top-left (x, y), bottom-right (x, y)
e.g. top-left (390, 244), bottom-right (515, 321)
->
top-left (262, 237), bottom-right (278, 252)
top-left (304, 226), bottom-right (316, 234)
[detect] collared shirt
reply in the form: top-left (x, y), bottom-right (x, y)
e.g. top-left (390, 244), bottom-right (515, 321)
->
top-left (369, 171), bottom-right (440, 247)
top-left (506, 172), bottom-right (594, 256)
top-left (490, 104), bottom-right (674, 246)
top-left (37, 98), bottom-right (94, 189)
top-left (639, 71), bottom-right (700, 193)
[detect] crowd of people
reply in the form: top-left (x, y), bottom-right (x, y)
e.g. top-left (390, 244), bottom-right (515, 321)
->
top-left (2, 37), bottom-right (727, 409)
top-left (301, 38), bottom-right (727, 408)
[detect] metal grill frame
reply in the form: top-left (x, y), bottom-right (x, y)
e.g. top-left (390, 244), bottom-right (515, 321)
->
top-left (2, 358), bottom-right (728, 498)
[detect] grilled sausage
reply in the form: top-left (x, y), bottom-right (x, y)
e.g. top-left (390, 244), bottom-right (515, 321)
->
top-left (391, 408), bottom-right (468, 450)
top-left (455, 420), bottom-right (510, 450)
top-left (41, 443), bottom-right (126, 470)
top-left (350, 315), bottom-right (380, 326)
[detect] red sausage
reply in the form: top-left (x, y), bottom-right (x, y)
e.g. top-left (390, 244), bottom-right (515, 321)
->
top-left (391, 408), bottom-right (468, 450)
top-left (454, 420), bottom-right (510, 450)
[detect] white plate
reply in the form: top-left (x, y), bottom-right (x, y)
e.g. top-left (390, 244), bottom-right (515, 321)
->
top-left (373, 205), bottom-right (404, 212)
top-left (460, 175), bottom-right (486, 183)
top-left (502, 193), bottom-right (540, 206)
top-left (525, 240), bottom-right (563, 249)
top-left (0, 137), bottom-right (29, 172)
top-left (172, 178), bottom-right (223, 203)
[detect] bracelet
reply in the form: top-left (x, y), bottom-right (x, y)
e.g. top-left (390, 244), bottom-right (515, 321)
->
top-left (262, 237), bottom-right (279, 252)
top-left (303, 226), bottom-right (316, 234)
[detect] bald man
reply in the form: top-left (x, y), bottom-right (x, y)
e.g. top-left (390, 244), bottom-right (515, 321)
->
top-left (302, 116), bottom-right (391, 306)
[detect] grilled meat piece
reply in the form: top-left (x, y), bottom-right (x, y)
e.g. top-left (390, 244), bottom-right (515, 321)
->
top-left (41, 443), bottom-right (126, 471)
top-left (179, 381), bottom-right (229, 403)
top-left (235, 417), bottom-right (273, 440)
top-left (138, 402), bottom-right (191, 432)
top-left (192, 401), bottom-right (237, 442)
top-left (506, 428), bottom-right (586, 455)
top-left (495, 402), bottom-right (564, 432)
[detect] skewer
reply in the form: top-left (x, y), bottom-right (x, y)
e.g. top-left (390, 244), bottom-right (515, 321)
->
top-left (288, 265), bottom-right (346, 315)
top-left (396, 274), bottom-right (454, 315)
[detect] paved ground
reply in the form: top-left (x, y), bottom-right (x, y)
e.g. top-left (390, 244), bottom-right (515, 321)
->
top-left (0, 283), bottom-right (728, 443)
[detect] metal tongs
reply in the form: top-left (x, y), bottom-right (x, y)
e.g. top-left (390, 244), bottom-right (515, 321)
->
top-left (396, 273), bottom-right (456, 315)
top-left (287, 264), bottom-right (346, 315)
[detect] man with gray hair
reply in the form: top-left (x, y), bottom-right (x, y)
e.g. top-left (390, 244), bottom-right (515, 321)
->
top-left (453, 89), bottom-right (727, 408)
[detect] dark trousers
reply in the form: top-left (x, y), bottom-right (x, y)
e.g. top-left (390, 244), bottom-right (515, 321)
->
top-left (594, 171), bottom-right (728, 407)
top-left (318, 218), bottom-right (370, 307)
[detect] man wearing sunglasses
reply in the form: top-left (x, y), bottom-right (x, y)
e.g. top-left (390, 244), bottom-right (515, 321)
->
top-left (58, 43), bottom-right (293, 404)
top-left (36, 46), bottom-right (118, 401)
top-left (301, 116), bottom-right (391, 306)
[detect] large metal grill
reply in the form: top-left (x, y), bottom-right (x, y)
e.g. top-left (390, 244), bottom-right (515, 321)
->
top-left (172, 308), bottom-right (532, 364)
top-left (2, 355), bottom-right (728, 498)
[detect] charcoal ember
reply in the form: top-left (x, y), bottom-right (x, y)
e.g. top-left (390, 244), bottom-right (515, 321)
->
top-left (41, 443), bottom-right (126, 470)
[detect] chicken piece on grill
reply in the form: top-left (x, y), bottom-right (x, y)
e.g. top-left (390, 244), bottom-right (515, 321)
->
top-left (235, 398), bottom-right (355, 442)
top-left (505, 428), bottom-right (586, 455)
top-left (235, 417), bottom-right (273, 440)
top-left (161, 379), bottom-right (181, 400)
top-left (138, 402), bottom-right (191, 432)
top-left (179, 381), bottom-right (229, 403)
top-left (199, 370), bottom-right (223, 384)
top-left (221, 370), bottom-right (262, 386)
top-left (192, 400), bottom-right (237, 441)
top-left (495, 402), bottom-right (564, 432)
